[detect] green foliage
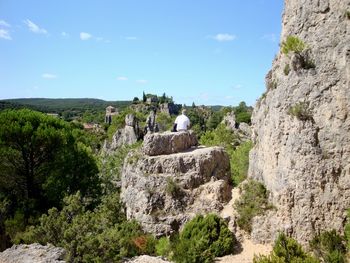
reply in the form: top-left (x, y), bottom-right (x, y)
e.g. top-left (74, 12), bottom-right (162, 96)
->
top-left (281, 36), bottom-right (306, 55)
top-left (98, 143), bottom-right (141, 194)
top-left (156, 237), bottom-right (172, 258)
top-left (207, 111), bottom-right (224, 130)
top-left (288, 102), bottom-right (313, 121)
top-left (234, 102), bottom-right (252, 124)
top-left (346, 11), bottom-right (350, 19)
top-left (254, 233), bottom-right (319, 263)
top-left (229, 141), bottom-right (253, 186)
top-left (200, 124), bottom-right (237, 150)
top-left (0, 98), bottom-right (131, 123)
top-left (21, 191), bottom-right (155, 262)
top-left (346, 210), bottom-right (350, 251)
top-left (310, 230), bottom-right (347, 263)
top-left (166, 178), bottom-right (182, 197)
top-left (234, 180), bottom-right (273, 233)
top-left (156, 112), bottom-right (175, 131)
top-left (172, 214), bottom-right (236, 263)
top-left (284, 64), bottom-right (291, 75)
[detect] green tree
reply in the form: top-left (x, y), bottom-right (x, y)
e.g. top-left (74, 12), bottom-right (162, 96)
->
top-left (0, 109), bottom-right (101, 242)
top-left (143, 91), bottom-right (147, 103)
top-left (172, 214), bottom-right (236, 263)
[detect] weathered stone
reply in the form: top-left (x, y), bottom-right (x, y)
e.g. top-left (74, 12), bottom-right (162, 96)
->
top-left (125, 255), bottom-right (171, 263)
top-left (222, 111), bottom-right (237, 130)
top-left (143, 131), bottom-right (198, 156)
top-left (121, 146), bottom-right (231, 236)
top-left (249, 0), bottom-right (350, 244)
top-left (238, 123), bottom-right (252, 138)
top-left (125, 114), bottom-right (136, 127)
top-left (159, 103), bottom-right (181, 116)
top-left (0, 243), bottom-right (66, 263)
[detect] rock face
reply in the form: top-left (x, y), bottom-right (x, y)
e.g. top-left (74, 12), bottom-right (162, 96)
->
top-left (108, 114), bottom-right (141, 151)
top-left (249, 0), bottom-right (350, 244)
top-left (143, 131), bottom-right (198, 156)
top-left (121, 132), bottom-right (231, 236)
top-left (125, 255), bottom-right (171, 263)
top-left (0, 244), bottom-right (66, 263)
top-left (159, 103), bottom-right (181, 116)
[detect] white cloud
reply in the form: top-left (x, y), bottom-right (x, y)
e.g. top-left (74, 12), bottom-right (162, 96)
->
top-left (24, 19), bottom-right (47, 34)
top-left (211, 33), bottom-right (236, 42)
top-left (80, 32), bottom-right (92, 40)
top-left (0, 29), bottom-right (11, 40)
top-left (42, 73), bottom-right (57, 79)
top-left (232, 84), bottom-right (243, 90)
top-left (117, 76), bottom-right (128, 81)
top-left (0, 20), bottom-right (10, 27)
top-left (124, 36), bottom-right (138, 40)
top-left (261, 33), bottom-right (277, 43)
top-left (61, 31), bottom-right (69, 38)
top-left (136, 79), bottom-right (148, 84)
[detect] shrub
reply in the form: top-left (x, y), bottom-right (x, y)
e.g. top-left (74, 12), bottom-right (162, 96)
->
top-left (254, 233), bottom-right (319, 263)
top-left (234, 180), bottom-right (273, 233)
top-left (288, 102), bottom-right (313, 121)
top-left (156, 237), bottom-right (172, 258)
top-left (229, 141), bottom-right (253, 186)
top-left (310, 230), bottom-right (347, 263)
top-left (166, 178), bottom-right (182, 197)
top-left (346, 11), bottom-right (350, 20)
top-left (199, 123), bottom-right (237, 151)
top-left (281, 36), bottom-right (306, 55)
top-left (284, 64), bottom-right (291, 75)
top-left (172, 214), bottom-right (236, 263)
top-left (346, 210), bottom-right (350, 251)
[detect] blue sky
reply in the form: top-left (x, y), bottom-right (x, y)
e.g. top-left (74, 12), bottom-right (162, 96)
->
top-left (0, 1), bottom-right (284, 106)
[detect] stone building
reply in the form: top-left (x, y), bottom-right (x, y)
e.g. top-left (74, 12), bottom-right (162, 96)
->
top-left (105, 105), bottom-right (118, 124)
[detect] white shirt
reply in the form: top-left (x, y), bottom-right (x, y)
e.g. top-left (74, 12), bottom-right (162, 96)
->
top-left (175, 114), bottom-right (190, 131)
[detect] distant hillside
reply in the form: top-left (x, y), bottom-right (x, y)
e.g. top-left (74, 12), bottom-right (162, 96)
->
top-left (0, 98), bottom-right (131, 122)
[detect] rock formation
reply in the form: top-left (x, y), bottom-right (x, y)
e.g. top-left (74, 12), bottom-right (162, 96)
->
top-left (121, 131), bottom-right (231, 236)
top-left (125, 255), bottom-right (171, 263)
top-left (159, 102), bottom-right (181, 116)
top-left (249, 0), bottom-right (350, 244)
top-left (0, 243), bottom-right (66, 263)
top-left (105, 114), bottom-right (141, 152)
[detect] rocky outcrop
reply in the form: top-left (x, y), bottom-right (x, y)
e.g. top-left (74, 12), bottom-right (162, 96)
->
top-left (143, 131), bottom-right (198, 156)
top-left (249, 0), bottom-right (350, 244)
top-left (121, 132), bottom-right (231, 236)
top-left (124, 255), bottom-right (171, 263)
top-left (105, 114), bottom-right (141, 152)
top-left (221, 112), bottom-right (252, 142)
top-left (159, 103), bottom-right (181, 116)
top-left (0, 244), bottom-right (66, 263)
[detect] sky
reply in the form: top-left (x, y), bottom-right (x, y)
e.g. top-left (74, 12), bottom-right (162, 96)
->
top-left (0, 0), bottom-right (284, 106)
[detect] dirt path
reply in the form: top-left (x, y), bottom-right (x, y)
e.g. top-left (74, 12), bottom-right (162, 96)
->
top-left (215, 187), bottom-right (272, 263)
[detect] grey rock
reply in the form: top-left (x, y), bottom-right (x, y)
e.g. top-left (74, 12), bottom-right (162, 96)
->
top-left (143, 131), bottom-right (198, 156)
top-left (159, 103), bottom-right (181, 116)
top-left (124, 255), bottom-right (171, 263)
top-left (121, 146), bottom-right (231, 236)
top-left (249, 0), bottom-right (350, 244)
top-left (238, 123), bottom-right (252, 138)
top-left (0, 243), bottom-right (66, 263)
top-left (222, 111), bottom-right (237, 130)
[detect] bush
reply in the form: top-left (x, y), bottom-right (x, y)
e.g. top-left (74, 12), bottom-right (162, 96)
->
top-left (200, 124), bottom-right (237, 151)
top-left (310, 230), bottom-right (347, 263)
top-left (156, 237), bottom-right (172, 258)
top-left (20, 192), bottom-right (155, 262)
top-left (281, 36), bottom-right (306, 55)
top-left (288, 102), bottom-right (313, 121)
top-left (234, 180), bottom-right (273, 233)
top-left (254, 233), bottom-right (319, 263)
top-left (229, 141), bottom-right (253, 186)
top-left (166, 178), bottom-right (182, 197)
top-left (172, 214), bottom-right (236, 263)
top-left (284, 64), bottom-right (291, 75)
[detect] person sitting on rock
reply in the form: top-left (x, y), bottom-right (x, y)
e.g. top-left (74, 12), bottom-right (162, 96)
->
top-left (173, 109), bottom-right (190, 131)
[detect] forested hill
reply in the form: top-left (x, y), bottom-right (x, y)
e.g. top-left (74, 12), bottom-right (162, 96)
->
top-left (0, 98), bottom-right (131, 112)
top-left (0, 98), bottom-right (131, 122)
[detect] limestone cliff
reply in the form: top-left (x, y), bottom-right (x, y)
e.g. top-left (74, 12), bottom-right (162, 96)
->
top-left (121, 131), bottom-right (232, 236)
top-left (249, 0), bottom-right (350, 243)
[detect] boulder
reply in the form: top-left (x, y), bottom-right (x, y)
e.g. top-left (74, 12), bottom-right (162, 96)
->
top-left (143, 131), bottom-right (198, 156)
top-left (0, 243), bottom-right (66, 263)
top-left (121, 146), bottom-right (231, 236)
